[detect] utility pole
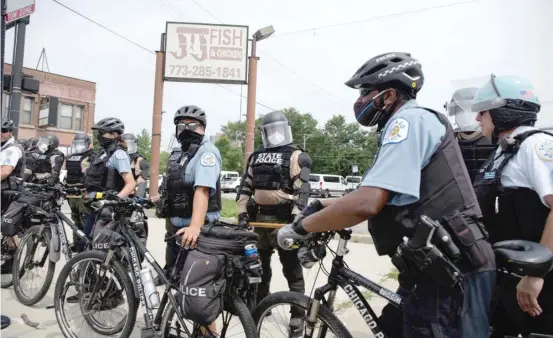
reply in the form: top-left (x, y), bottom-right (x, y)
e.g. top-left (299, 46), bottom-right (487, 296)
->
top-left (1, 0), bottom-right (6, 112)
top-left (149, 34), bottom-right (165, 197)
top-left (7, 16), bottom-right (30, 138)
top-left (303, 134), bottom-right (311, 150)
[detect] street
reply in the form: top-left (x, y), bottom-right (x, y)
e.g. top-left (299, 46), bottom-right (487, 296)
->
top-left (0, 204), bottom-right (393, 338)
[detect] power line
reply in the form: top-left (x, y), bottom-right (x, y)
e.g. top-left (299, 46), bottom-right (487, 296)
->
top-left (272, 0), bottom-right (479, 38)
top-left (182, 0), bottom-right (349, 104)
top-left (50, 0), bottom-right (277, 111)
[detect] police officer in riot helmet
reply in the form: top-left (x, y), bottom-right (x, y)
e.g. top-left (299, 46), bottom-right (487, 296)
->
top-left (122, 133), bottom-right (150, 198)
top-left (27, 137), bottom-right (38, 151)
top-left (155, 105), bottom-right (222, 280)
top-left (276, 52), bottom-right (496, 336)
top-left (22, 137), bottom-right (39, 182)
top-left (446, 87), bottom-right (495, 183)
top-left (32, 134), bottom-right (64, 185)
top-left (237, 110), bottom-right (313, 336)
top-left (472, 74), bottom-right (553, 337)
top-left (65, 133), bottom-right (94, 253)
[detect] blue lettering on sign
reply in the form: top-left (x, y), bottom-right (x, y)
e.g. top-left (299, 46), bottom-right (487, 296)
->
top-left (484, 172), bottom-right (495, 180)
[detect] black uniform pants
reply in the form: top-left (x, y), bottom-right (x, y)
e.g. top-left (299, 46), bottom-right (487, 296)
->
top-left (491, 273), bottom-right (553, 337)
top-left (254, 213), bottom-right (305, 318)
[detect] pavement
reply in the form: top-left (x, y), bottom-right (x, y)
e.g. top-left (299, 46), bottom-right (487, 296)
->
top-left (1, 200), bottom-right (393, 338)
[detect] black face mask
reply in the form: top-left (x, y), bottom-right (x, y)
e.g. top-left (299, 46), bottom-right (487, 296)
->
top-left (98, 135), bottom-right (117, 149)
top-left (178, 129), bottom-right (203, 150)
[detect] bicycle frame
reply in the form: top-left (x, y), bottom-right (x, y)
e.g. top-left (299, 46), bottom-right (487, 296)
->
top-left (52, 210), bottom-right (89, 262)
top-left (307, 230), bottom-right (403, 338)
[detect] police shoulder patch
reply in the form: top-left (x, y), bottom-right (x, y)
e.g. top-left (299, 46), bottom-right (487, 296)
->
top-left (382, 118), bottom-right (410, 146)
top-left (200, 152), bottom-right (216, 167)
top-left (115, 150), bottom-right (128, 160)
top-left (535, 139), bottom-right (553, 162)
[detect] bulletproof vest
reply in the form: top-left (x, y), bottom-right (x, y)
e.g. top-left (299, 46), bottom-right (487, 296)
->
top-left (250, 144), bottom-right (300, 194)
top-left (35, 152), bottom-right (53, 174)
top-left (457, 135), bottom-right (496, 184)
top-left (130, 154), bottom-right (144, 179)
top-left (0, 142), bottom-right (26, 190)
top-left (65, 150), bottom-right (92, 185)
top-left (24, 150), bottom-right (37, 174)
top-left (166, 145), bottom-right (221, 218)
top-left (474, 130), bottom-right (552, 245)
top-left (368, 108), bottom-right (482, 256)
top-left (84, 145), bottom-right (126, 193)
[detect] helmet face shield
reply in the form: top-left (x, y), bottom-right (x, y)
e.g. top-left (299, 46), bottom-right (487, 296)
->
top-left (125, 140), bottom-right (138, 154)
top-left (260, 121), bottom-right (293, 148)
top-left (71, 140), bottom-right (88, 154)
top-left (36, 137), bottom-right (50, 153)
top-left (448, 87), bottom-right (480, 132)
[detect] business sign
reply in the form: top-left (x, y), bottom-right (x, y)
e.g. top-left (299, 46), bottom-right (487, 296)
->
top-left (6, 0), bottom-right (35, 24)
top-left (164, 22), bottom-right (249, 85)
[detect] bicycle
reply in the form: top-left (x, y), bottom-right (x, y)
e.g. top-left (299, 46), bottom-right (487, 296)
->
top-left (54, 195), bottom-right (258, 337)
top-left (1, 189), bottom-right (24, 289)
top-left (11, 182), bottom-right (89, 306)
top-left (253, 216), bottom-right (553, 338)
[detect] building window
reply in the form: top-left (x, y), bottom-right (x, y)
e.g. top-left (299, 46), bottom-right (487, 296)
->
top-left (22, 97), bottom-right (33, 124)
top-left (58, 103), bottom-right (83, 130)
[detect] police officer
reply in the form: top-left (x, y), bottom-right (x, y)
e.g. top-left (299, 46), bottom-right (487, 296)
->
top-left (277, 52), bottom-right (497, 337)
top-left (1, 120), bottom-right (26, 274)
top-left (163, 105), bottom-right (221, 257)
top-left (22, 137), bottom-right (39, 182)
top-left (471, 74), bottom-right (553, 336)
top-left (237, 110), bottom-right (312, 336)
top-left (122, 133), bottom-right (150, 198)
top-left (32, 134), bottom-right (64, 184)
top-left (64, 133), bottom-right (94, 252)
top-left (446, 87), bottom-right (496, 183)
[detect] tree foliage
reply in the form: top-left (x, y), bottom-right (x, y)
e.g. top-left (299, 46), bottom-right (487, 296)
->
top-left (216, 108), bottom-right (378, 177)
top-left (137, 129), bottom-right (152, 162)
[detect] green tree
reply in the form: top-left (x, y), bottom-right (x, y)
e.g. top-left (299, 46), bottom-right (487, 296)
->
top-left (136, 129), bottom-right (152, 162)
top-left (215, 136), bottom-right (244, 172)
top-left (159, 151), bottom-right (169, 173)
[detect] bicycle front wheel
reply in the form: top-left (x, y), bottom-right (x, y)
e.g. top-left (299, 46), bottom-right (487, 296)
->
top-left (253, 291), bottom-right (352, 338)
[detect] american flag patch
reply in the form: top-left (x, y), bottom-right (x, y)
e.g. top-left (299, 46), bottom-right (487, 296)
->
top-left (520, 90), bottom-right (534, 98)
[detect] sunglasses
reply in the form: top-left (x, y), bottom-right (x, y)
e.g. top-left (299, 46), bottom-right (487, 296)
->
top-left (176, 122), bottom-right (202, 133)
top-left (359, 88), bottom-right (377, 97)
top-left (1, 129), bottom-right (10, 133)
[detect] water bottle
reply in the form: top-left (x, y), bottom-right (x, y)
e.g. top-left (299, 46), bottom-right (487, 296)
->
top-left (244, 244), bottom-right (258, 258)
top-left (139, 268), bottom-right (160, 308)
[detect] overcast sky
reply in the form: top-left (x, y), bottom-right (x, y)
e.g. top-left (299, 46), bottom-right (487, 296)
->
top-left (4, 0), bottom-right (553, 149)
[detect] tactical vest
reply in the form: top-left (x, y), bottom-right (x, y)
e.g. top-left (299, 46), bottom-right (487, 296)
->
top-left (474, 130), bottom-right (552, 245)
top-left (130, 154), bottom-right (145, 180)
top-left (249, 144), bottom-right (300, 194)
top-left (1, 141), bottom-right (26, 190)
top-left (458, 135), bottom-right (496, 184)
top-left (166, 145), bottom-right (221, 218)
top-left (24, 150), bottom-right (37, 175)
top-left (368, 108), bottom-right (484, 258)
top-left (65, 150), bottom-right (92, 185)
top-left (35, 153), bottom-right (53, 174)
top-left (85, 146), bottom-right (126, 193)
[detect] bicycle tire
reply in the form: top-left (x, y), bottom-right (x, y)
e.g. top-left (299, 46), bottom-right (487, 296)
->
top-left (13, 225), bottom-right (56, 306)
top-left (253, 291), bottom-right (352, 338)
top-left (160, 292), bottom-right (257, 337)
top-left (53, 250), bottom-right (138, 338)
top-left (1, 239), bottom-right (15, 289)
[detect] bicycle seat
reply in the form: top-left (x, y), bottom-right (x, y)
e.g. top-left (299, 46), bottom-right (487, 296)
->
top-left (493, 240), bottom-right (553, 277)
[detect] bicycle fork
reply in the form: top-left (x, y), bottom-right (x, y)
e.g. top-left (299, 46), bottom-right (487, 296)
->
top-left (304, 283), bottom-right (338, 338)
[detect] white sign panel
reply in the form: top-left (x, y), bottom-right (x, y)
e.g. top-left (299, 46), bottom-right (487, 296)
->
top-left (164, 22), bottom-right (249, 85)
top-left (6, 0), bottom-right (35, 23)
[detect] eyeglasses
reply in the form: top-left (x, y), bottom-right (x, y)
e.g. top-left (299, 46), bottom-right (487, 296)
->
top-left (176, 122), bottom-right (202, 133)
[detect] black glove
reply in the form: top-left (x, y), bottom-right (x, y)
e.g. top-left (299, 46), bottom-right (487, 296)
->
top-left (238, 212), bottom-right (249, 229)
top-left (297, 200), bottom-right (324, 220)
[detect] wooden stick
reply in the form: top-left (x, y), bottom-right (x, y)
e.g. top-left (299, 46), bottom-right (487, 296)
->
top-left (248, 222), bottom-right (286, 229)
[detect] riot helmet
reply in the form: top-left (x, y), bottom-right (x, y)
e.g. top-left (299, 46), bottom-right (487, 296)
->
top-left (472, 74), bottom-right (540, 136)
top-left (446, 87), bottom-right (480, 132)
top-left (122, 133), bottom-right (138, 154)
top-left (36, 134), bottom-right (59, 154)
top-left (260, 111), bottom-right (293, 149)
top-left (17, 138), bottom-right (29, 149)
top-left (71, 133), bottom-right (92, 154)
top-left (28, 137), bottom-right (39, 150)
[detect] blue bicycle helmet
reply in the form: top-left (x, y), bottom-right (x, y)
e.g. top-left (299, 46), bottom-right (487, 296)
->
top-left (471, 74), bottom-right (540, 134)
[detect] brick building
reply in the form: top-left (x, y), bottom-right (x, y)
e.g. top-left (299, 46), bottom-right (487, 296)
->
top-left (2, 64), bottom-right (96, 154)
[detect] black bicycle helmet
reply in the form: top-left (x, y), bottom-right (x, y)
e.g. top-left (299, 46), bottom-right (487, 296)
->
top-left (1, 120), bottom-right (14, 131)
top-left (345, 52), bottom-right (424, 98)
top-left (92, 117), bottom-right (125, 134)
top-left (174, 105), bottom-right (207, 127)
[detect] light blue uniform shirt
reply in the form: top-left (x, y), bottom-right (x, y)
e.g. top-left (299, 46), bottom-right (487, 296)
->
top-left (361, 100), bottom-right (446, 206)
top-left (88, 149), bottom-right (132, 198)
top-left (171, 136), bottom-right (222, 228)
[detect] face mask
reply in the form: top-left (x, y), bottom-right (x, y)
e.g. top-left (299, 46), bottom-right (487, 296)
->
top-left (97, 135), bottom-right (117, 149)
top-left (178, 129), bottom-right (203, 150)
top-left (38, 143), bottom-right (49, 153)
top-left (268, 132), bottom-right (285, 145)
top-left (353, 90), bottom-right (388, 127)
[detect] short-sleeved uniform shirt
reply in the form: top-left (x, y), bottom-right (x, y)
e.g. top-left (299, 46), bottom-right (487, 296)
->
top-left (87, 148), bottom-right (132, 199)
top-left (490, 125), bottom-right (553, 207)
top-left (0, 137), bottom-right (24, 170)
top-left (361, 100), bottom-right (446, 206)
top-left (170, 136), bottom-right (222, 228)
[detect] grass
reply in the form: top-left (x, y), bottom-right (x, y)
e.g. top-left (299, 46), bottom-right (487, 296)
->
top-left (221, 198), bottom-right (238, 219)
top-left (382, 268), bottom-right (399, 281)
